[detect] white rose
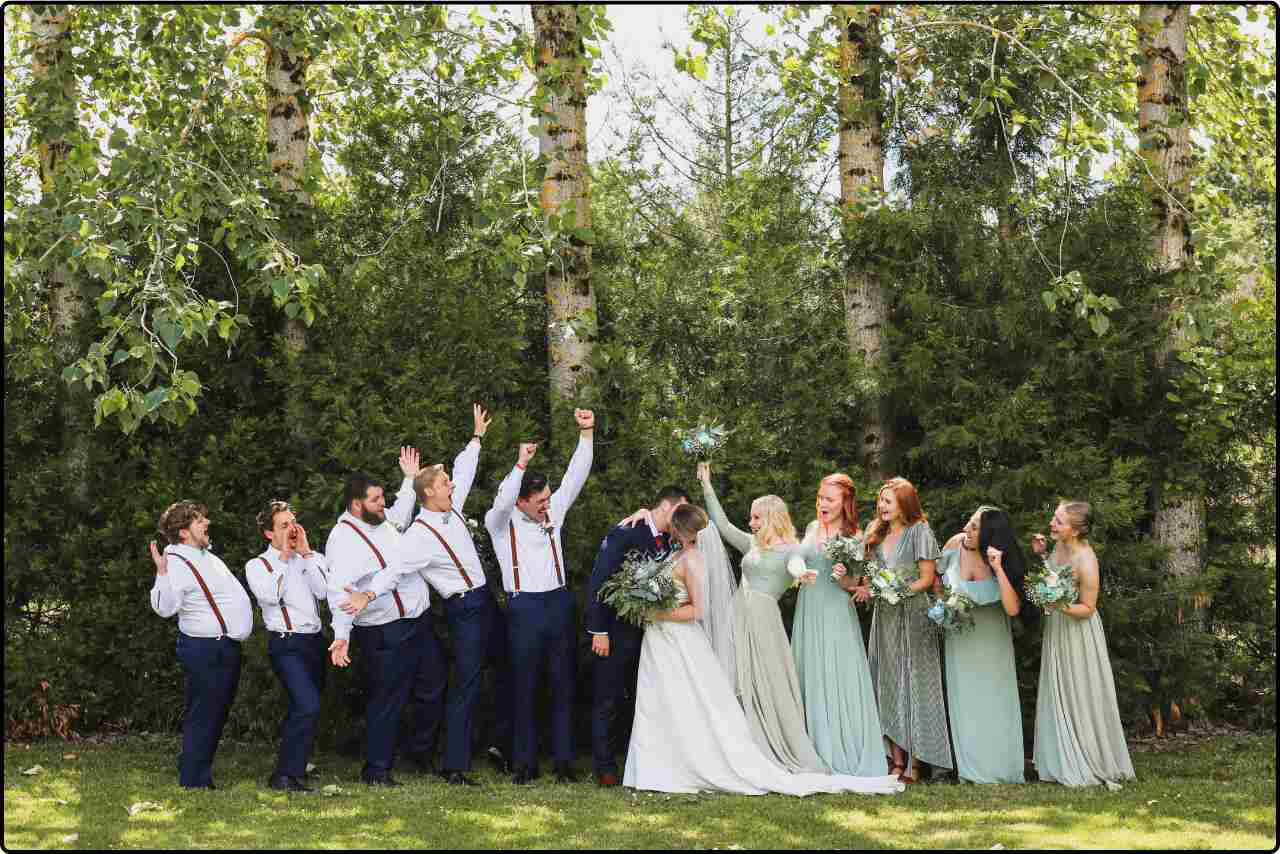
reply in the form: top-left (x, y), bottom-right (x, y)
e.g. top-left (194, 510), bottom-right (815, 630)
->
top-left (1046, 572), bottom-right (1059, 586)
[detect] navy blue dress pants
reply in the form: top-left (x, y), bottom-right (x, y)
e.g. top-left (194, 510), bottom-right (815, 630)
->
top-left (506, 588), bottom-right (576, 770)
top-left (441, 587), bottom-right (497, 771)
top-left (175, 634), bottom-right (242, 788)
top-left (400, 613), bottom-right (447, 761)
top-left (486, 601), bottom-right (514, 757)
top-left (591, 622), bottom-right (643, 776)
top-left (267, 631), bottom-right (327, 779)
top-left (351, 617), bottom-right (419, 776)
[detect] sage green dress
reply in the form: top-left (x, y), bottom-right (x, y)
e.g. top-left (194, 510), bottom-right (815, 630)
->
top-left (866, 521), bottom-right (953, 771)
top-left (703, 482), bottom-right (829, 774)
top-left (793, 522), bottom-right (888, 777)
top-left (938, 549), bottom-right (1025, 783)
top-left (1033, 559), bottom-right (1135, 787)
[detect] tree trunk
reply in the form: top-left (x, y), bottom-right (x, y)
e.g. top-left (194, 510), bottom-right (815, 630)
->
top-left (1138, 4), bottom-right (1204, 587)
top-left (31, 4), bottom-right (91, 509)
top-left (533, 4), bottom-right (597, 406)
top-left (263, 26), bottom-right (311, 355)
top-left (836, 4), bottom-right (890, 480)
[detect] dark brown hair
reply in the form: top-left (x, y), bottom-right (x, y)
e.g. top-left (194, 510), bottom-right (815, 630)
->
top-left (158, 500), bottom-right (209, 545)
top-left (256, 500), bottom-right (292, 535)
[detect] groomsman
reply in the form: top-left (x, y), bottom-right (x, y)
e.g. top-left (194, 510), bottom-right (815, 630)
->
top-left (245, 500), bottom-right (329, 792)
top-left (587, 485), bottom-right (690, 786)
top-left (486, 409), bottom-right (595, 784)
top-left (149, 501), bottom-right (253, 789)
top-left (342, 404), bottom-right (503, 786)
top-left (326, 449), bottom-right (444, 786)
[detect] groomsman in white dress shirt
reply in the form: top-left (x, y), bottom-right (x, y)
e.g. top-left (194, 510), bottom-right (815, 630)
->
top-left (342, 404), bottom-right (501, 786)
top-left (149, 501), bottom-right (253, 789)
top-left (324, 448), bottom-right (444, 786)
top-left (245, 500), bottom-right (329, 792)
top-left (485, 409), bottom-right (594, 784)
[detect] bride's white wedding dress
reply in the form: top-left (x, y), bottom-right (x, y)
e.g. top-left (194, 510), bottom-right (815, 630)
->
top-left (623, 534), bottom-right (905, 796)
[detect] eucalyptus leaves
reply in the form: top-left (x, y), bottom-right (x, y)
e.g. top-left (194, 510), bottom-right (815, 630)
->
top-left (597, 549), bottom-right (679, 628)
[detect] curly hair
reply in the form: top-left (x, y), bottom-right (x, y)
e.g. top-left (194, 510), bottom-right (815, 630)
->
top-left (256, 499), bottom-right (292, 535)
top-left (158, 500), bottom-right (209, 545)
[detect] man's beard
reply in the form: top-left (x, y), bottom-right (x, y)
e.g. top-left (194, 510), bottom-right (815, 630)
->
top-left (359, 506), bottom-right (385, 526)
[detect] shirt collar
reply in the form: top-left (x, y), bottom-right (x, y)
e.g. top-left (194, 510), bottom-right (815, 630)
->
top-left (167, 543), bottom-right (209, 559)
top-left (264, 545), bottom-right (284, 562)
top-left (341, 511), bottom-right (381, 532)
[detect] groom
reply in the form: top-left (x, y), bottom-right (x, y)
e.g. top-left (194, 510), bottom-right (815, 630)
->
top-left (587, 485), bottom-right (691, 787)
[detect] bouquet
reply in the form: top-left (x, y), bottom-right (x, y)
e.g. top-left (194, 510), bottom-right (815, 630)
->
top-left (468, 517), bottom-right (507, 608)
top-left (823, 534), bottom-right (871, 583)
top-left (674, 422), bottom-right (731, 459)
top-left (1025, 558), bottom-right (1079, 611)
top-left (926, 579), bottom-right (978, 634)
top-left (868, 564), bottom-right (918, 606)
top-left (597, 549), bottom-right (679, 627)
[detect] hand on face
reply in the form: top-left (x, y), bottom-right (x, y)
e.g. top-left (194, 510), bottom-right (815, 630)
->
top-left (1031, 533), bottom-right (1048, 555)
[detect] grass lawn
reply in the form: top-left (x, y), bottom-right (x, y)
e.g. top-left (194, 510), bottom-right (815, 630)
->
top-left (3, 732), bottom-right (1275, 850)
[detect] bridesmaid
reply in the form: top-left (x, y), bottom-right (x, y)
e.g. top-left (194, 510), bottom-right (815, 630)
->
top-left (1031, 501), bottom-right (1135, 787)
top-left (793, 474), bottom-right (888, 777)
top-left (697, 462), bottom-right (831, 774)
top-left (852, 477), bottom-right (951, 784)
top-left (936, 506), bottom-right (1025, 784)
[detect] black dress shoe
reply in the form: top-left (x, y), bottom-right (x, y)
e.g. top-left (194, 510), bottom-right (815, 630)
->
top-left (511, 766), bottom-right (536, 785)
top-left (268, 773), bottom-right (312, 792)
top-left (445, 771), bottom-right (479, 787)
top-left (361, 773), bottom-right (403, 787)
top-left (552, 761), bottom-right (579, 784)
top-left (183, 782), bottom-right (217, 790)
top-left (486, 746), bottom-right (510, 774)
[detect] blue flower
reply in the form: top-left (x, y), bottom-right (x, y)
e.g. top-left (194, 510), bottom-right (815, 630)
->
top-left (927, 601), bottom-right (946, 624)
top-left (682, 438), bottom-right (696, 452)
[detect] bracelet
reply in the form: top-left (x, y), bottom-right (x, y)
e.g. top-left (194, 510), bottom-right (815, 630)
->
top-left (473, 434), bottom-right (483, 442)
top-left (516, 462), bottom-right (526, 470)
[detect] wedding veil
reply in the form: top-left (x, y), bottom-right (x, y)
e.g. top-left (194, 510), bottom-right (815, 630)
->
top-left (692, 523), bottom-right (738, 685)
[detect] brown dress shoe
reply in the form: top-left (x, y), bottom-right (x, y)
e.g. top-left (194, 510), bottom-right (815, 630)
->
top-left (596, 772), bottom-right (620, 787)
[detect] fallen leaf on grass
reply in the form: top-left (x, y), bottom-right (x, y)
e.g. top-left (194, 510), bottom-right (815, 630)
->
top-left (1104, 780), bottom-right (1122, 792)
top-left (127, 801), bottom-right (164, 816)
top-left (54, 799), bottom-right (69, 806)
top-left (61, 833), bottom-right (78, 844)
top-left (991, 845), bottom-right (1006, 850)
top-left (62, 753), bottom-right (78, 760)
top-left (306, 762), bottom-right (317, 773)
top-left (321, 784), bottom-right (344, 796)
top-left (20, 765), bottom-right (44, 775)
top-left (1147, 799), bottom-right (1158, 805)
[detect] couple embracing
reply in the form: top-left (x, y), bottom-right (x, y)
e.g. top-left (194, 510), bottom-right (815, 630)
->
top-left (587, 481), bottom-right (904, 797)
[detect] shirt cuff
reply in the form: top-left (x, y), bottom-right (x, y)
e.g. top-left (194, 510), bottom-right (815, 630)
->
top-left (587, 630), bottom-right (608, 636)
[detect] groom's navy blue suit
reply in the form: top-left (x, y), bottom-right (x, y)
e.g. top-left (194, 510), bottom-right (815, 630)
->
top-left (587, 522), bottom-right (671, 777)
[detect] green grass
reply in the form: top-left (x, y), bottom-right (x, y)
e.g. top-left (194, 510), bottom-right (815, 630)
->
top-left (3, 733), bottom-right (1275, 849)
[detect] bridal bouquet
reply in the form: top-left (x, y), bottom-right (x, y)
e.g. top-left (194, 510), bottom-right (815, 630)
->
top-left (598, 549), bottom-right (679, 627)
top-left (823, 534), bottom-right (871, 583)
top-left (868, 565), bottom-right (917, 605)
top-left (674, 422), bottom-right (731, 459)
top-left (926, 579), bottom-right (978, 634)
top-left (1025, 558), bottom-right (1079, 611)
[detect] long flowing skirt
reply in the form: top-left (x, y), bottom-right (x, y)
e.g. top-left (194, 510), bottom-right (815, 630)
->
top-left (1033, 610), bottom-right (1135, 787)
top-left (793, 578), bottom-right (888, 776)
top-left (944, 604), bottom-right (1025, 783)
top-left (867, 596), bottom-right (953, 769)
top-left (623, 618), bottom-right (904, 796)
top-left (734, 587), bottom-right (828, 773)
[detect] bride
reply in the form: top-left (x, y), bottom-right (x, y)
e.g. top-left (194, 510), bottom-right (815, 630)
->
top-left (623, 503), bottom-right (905, 796)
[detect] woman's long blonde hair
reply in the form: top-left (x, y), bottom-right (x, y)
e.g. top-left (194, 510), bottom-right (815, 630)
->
top-left (751, 495), bottom-right (798, 549)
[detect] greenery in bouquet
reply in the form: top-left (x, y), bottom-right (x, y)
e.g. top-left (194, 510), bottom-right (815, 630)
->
top-left (823, 534), bottom-right (872, 583)
top-left (1025, 557), bottom-right (1080, 611)
top-left (598, 549), bottom-right (679, 627)
top-left (926, 579), bottom-right (978, 635)
top-left (868, 564), bottom-right (918, 606)
top-left (673, 422), bottom-right (731, 459)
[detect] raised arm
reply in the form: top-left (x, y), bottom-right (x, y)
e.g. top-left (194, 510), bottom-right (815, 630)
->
top-left (699, 472), bottom-right (754, 555)
top-left (550, 409), bottom-right (595, 519)
top-left (451, 404), bottom-right (490, 511)
top-left (485, 442), bottom-right (536, 532)
top-left (384, 446), bottom-right (421, 531)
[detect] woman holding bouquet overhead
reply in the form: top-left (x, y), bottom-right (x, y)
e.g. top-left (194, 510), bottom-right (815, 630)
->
top-left (853, 477), bottom-right (951, 784)
top-left (936, 507), bottom-right (1026, 784)
top-left (792, 474), bottom-right (888, 777)
top-left (1031, 501), bottom-right (1134, 787)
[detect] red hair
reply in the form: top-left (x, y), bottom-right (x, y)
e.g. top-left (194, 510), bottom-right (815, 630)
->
top-left (864, 477), bottom-right (927, 548)
top-left (815, 473), bottom-right (859, 536)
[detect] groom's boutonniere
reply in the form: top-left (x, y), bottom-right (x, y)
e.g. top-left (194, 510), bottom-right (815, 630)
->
top-left (538, 520), bottom-right (555, 536)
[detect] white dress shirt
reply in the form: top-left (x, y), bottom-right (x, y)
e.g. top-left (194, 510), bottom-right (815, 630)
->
top-left (245, 545), bottom-right (329, 635)
top-left (485, 434), bottom-right (593, 593)
top-left (150, 543), bottom-right (254, 641)
top-left (368, 440), bottom-right (487, 601)
top-left (324, 477), bottom-right (426, 642)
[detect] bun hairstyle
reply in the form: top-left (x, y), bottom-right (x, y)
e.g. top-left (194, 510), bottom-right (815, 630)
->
top-left (864, 477), bottom-right (927, 548)
top-left (1061, 500), bottom-right (1093, 540)
top-left (750, 495), bottom-right (798, 549)
top-left (816, 473), bottom-right (859, 536)
top-left (669, 503), bottom-right (709, 542)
